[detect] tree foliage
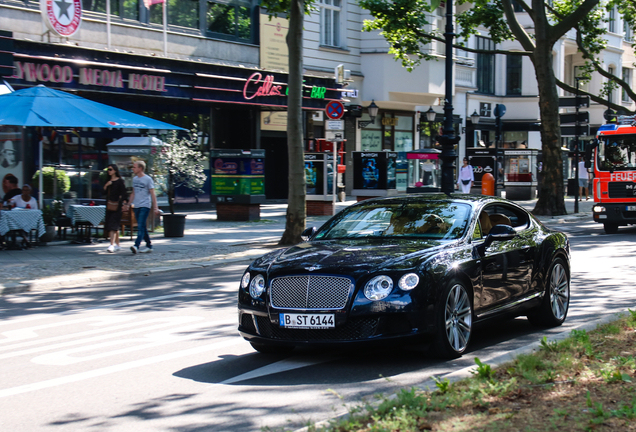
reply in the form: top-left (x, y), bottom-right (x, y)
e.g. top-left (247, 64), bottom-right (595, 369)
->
top-left (153, 126), bottom-right (207, 214)
top-left (359, 0), bottom-right (636, 215)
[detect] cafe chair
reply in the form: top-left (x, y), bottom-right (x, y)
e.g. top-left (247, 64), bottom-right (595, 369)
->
top-left (120, 207), bottom-right (137, 240)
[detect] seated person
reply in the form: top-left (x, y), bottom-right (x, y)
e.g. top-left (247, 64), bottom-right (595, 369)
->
top-left (9, 184), bottom-right (38, 209)
top-left (479, 211), bottom-right (493, 236)
top-left (2, 174), bottom-right (21, 207)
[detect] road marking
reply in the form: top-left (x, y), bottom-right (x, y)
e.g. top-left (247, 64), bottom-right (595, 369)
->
top-left (0, 316), bottom-right (213, 360)
top-left (31, 320), bottom-right (234, 365)
top-left (220, 356), bottom-right (338, 384)
top-left (0, 338), bottom-right (244, 398)
top-left (0, 315), bottom-right (135, 345)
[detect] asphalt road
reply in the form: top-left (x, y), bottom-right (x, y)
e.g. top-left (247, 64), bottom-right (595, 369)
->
top-left (1, 218), bottom-right (635, 432)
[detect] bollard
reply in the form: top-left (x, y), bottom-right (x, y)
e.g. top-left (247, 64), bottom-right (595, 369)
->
top-left (481, 173), bottom-right (495, 196)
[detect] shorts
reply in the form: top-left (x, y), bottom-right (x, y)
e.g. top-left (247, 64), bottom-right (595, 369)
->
top-left (578, 178), bottom-right (588, 188)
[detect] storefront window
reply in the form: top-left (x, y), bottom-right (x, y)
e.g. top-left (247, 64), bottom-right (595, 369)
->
top-left (503, 131), bottom-right (528, 148)
top-left (360, 114), bottom-right (382, 152)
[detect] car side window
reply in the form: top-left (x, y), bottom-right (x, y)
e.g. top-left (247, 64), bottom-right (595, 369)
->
top-left (482, 204), bottom-right (530, 231)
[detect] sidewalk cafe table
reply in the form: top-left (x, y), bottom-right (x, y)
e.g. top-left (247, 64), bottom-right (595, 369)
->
top-left (69, 205), bottom-right (106, 243)
top-left (0, 209), bottom-right (46, 249)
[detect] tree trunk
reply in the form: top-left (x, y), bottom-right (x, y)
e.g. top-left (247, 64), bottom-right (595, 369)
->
top-left (279, 0), bottom-right (307, 246)
top-left (531, 32), bottom-right (567, 216)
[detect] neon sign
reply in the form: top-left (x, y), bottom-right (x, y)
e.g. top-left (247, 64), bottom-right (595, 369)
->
top-left (243, 73), bottom-right (283, 100)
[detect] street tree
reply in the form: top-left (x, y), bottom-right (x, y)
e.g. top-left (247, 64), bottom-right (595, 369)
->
top-left (359, 0), bottom-right (636, 215)
top-left (261, 0), bottom-right (316, 245)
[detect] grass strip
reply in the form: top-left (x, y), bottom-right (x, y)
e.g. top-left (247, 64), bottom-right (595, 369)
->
top-left (297, 309), bottom-right (636, 432)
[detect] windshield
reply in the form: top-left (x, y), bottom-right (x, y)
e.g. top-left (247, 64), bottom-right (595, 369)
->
top-left (598, 136), bottom-right (636, 171)
top-left (314, 201), bottom-right (473, 241)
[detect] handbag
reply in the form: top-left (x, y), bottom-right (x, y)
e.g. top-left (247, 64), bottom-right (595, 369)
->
top-left (107, 200), bottom-right (119, 211)
top-left (461, 179), bottom-right (470, 185)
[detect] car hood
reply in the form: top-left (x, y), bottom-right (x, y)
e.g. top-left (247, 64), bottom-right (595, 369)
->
top-left (256, 239), bottom-right (450, 277)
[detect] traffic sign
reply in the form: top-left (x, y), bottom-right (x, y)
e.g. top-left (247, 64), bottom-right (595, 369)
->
top-left (560, 124), bottom-right (590, 137)
top-left (325, 100), bottom-right (345, 120)
top-left (559, 112), bottom-right (589, 124)
top-left (559, 96), bottom-right (590, 108)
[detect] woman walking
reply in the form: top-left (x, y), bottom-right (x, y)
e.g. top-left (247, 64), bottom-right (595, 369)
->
top-left (103, 164), bottom-right (128, 253)
top-left (457, 157), bottom-right (474, 193)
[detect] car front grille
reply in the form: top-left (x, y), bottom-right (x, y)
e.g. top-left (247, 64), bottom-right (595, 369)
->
top-left (269, 275), bottom-right (353, 310)
top-left (254, 315), bottom-right (380, 341)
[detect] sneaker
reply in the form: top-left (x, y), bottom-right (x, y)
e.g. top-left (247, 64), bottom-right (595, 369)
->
top-left (131, 245), bottom-right (138, 254)
top-left (114, 245), bottom-right (121, 252)
top-left (139, 246), bottom-right (153, 253)
top-left (107, 245), bottom-right (116, 253)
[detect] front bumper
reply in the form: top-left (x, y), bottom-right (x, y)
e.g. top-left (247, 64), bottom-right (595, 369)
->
top-left (238, 308), bottom-right (431, 346)
top-left (593, 202), bottom-right (636, 225)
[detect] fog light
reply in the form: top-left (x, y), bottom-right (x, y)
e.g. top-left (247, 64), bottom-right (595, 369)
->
top-left (398, 273), bottom-right (419, 291)
top-left (241, 271), bottom-right (251, 289)
top-left (593, 205), bottom-right (606, 213)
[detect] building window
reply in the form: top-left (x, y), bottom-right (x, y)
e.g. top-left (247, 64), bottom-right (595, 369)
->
top-left (608, 66), bottom-right (614, 104)
top-left (623, 68), bottom-right (632, 102)
top-left (511, 0), bottom-right (524, 12)
top-left (625, 21), bottom-right (633, 42)
top-left (206, 1), bottom-right (252, 41)
top-left (573, 66), bottom-right (589, 92)
top-left (83, 0), bottom-right (139, 20)
top-left (609, 7), bottom-right (616, 33)
top-left (320, 0), bottom-right (341, 47)
top-left (506, 55), bottom-right (522, 95)
top-left (149, 0), bottom-right (200, 28)
top-left (476, 36), bottom-right (495, 95)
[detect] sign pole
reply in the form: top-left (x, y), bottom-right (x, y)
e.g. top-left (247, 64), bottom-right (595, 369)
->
top-left (333, 143), bottom-right (337, 215)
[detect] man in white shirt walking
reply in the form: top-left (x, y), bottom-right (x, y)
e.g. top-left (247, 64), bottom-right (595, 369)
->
top-left (578, 158), bottom-right (589, 201)
top-left (123, 161), bottom-right (159, 253)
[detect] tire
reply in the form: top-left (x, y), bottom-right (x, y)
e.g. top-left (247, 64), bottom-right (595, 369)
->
top-left (527, 258), bottom-right (570, 327)
top-left (433, 280), bottom-right (473, 359)
top-left (250, 342), bottom-right (294, 354)
top-left (603, 223), bottom-right (619, 234)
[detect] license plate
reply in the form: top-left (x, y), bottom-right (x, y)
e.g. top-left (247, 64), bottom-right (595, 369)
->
top-left (280, 313), bottom-right (335, 329)
top-left (626, 206), bottom-right (636, 211)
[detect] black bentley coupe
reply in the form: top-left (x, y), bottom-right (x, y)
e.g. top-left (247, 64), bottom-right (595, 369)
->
top-left (238, 194), bottom-right (570, 358)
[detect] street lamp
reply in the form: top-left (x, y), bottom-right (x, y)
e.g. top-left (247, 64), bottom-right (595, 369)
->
top-left (438, 0), bottom-right (460, 195)
top-left (358, 99), bottom-right (379, 128)
top-left (425, 106), bottom-right (437, 122)
top-left (470, 110), bottom-right (480, 125)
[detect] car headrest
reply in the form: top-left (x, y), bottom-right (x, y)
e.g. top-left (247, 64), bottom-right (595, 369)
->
top-left (489, 213), bottom-right (512, 227)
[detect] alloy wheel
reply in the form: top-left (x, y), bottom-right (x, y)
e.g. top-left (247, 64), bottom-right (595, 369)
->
top-left (549, 262), bottom-right (569, 320)
top-left (444, 284), bottom-right (472, 353)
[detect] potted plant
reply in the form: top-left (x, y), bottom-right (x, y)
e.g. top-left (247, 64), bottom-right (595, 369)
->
top-left (40, 200), bottom-right (62, 242)
top-left (152, 126), bottom-right (207, 237)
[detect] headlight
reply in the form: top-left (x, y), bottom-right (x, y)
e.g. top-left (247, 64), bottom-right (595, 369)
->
top-left (241, 271), bottom-right (251, 289)
top-left (398, 273), bottom-right (419, 291)
top-left (249, 274), bottom-right (266, 299)
top-left (593, 205), bottom-right (606, 213)
top-left (364, 275), bottom-right (393, 301)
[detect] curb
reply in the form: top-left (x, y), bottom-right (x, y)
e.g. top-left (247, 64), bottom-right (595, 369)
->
top-left (295, 309), bottom-right (628, 432)
top-left (0, 254), bottom-right (259, 296)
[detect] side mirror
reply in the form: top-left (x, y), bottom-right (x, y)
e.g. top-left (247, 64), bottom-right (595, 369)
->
top-left (301, 227), bottom-right (317, 242)
top-left (474, 225), bottom-right (516, 257)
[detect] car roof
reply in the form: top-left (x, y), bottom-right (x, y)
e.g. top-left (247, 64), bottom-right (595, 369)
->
top-left (353, 193), bottom-right (511, 207)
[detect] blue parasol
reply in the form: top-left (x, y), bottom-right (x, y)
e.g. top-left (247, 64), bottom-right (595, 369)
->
top-left (0, 85), bottom-right (185, 207)
top-left (0, 85), bottom-right (185, 130)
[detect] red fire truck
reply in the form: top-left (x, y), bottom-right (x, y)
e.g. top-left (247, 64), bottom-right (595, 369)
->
top-left (590, 116), bottom-right (636, 233)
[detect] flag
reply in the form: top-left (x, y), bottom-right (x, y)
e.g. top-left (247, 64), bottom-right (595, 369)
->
top-left (144, 0), bottom-right (165, 8)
